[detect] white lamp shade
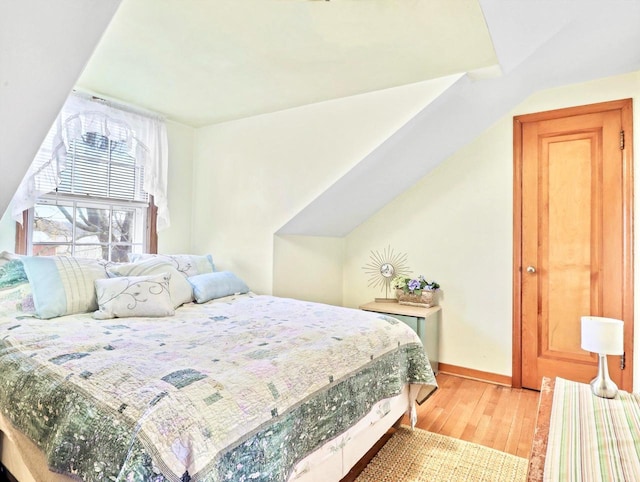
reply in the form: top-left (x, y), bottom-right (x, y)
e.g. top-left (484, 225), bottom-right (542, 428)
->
top-left (581, 316), bottom-right (624, 355)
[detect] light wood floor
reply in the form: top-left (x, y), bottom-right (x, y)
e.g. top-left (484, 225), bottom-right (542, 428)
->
top-left (411, 373), bottom-right (540, 457)
top-left (341, 373), bottom-right (540, 481)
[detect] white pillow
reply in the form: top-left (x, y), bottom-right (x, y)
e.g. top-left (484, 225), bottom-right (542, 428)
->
top-left (108, 258), bottom-right (194, 308)
top-left (93, 273), bottom-right (175, 319)
top-left (128, 253), bottom-right (215, 278)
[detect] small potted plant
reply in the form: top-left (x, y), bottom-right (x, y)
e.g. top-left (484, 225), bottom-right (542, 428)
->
top-left (392, 275), bottom-right (440, 307)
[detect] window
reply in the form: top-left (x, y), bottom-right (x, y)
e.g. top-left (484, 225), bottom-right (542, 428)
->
top-left (13, 93), bottom-right (167, 260)
top-left (31, 199), bottom-right (147, 260)
top-left (20, 133), bottom-right (156, 262)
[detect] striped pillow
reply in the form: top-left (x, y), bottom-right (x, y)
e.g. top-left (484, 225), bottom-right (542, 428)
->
top-left (21, 256), bottom-right (108, 319)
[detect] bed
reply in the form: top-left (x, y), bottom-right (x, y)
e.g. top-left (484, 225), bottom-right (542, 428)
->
top-left (0, 255), bottom-right (437, 482)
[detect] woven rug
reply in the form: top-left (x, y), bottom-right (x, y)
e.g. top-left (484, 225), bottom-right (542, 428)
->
top-left (355, 426), bottom-right (528, 482)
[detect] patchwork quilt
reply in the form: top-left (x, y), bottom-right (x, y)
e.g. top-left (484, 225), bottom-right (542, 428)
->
top-left (0, 289), bottom-right (436, 481)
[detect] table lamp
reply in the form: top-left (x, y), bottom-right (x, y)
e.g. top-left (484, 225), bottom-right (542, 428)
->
top-left (581, 316), bottom-right (624, 399)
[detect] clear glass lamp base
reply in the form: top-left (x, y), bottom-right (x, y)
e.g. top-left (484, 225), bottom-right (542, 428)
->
top-left (590, 354), bottom-right (618, 399)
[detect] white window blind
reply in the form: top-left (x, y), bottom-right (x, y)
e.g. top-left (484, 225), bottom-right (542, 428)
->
top-left (56, 133), bottom-right (147, 203)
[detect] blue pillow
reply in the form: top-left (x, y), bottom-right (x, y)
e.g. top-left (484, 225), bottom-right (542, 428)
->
top-left (188, 271), bottom-right (249, 303)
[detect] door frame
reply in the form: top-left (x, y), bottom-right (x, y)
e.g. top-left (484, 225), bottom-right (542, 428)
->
top-left (512, 99), bottom-right (634, 390)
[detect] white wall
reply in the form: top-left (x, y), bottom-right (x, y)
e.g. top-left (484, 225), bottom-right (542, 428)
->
top-left (0, 119), bottom-right (195, 255)
top-left (343, 70), bottom-right (640, 384)
top-left (192, 79), bottom-right (455, 295)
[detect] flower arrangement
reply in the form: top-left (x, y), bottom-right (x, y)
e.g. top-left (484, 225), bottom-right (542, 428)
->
top-left (392, 275), bottom-right (440, 295)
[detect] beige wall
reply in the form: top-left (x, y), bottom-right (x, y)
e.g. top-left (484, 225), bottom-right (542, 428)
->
top-left (157, 120), bottom-right (195, 254)
top-left (0, 119), bottom-right (195, 255)
top-left (273, 235), bottom-right (345, 306)
top-left (343, 70), bottom-right (640, 383)
top-left (344, 116), bottom-right (513, 374)
top-left (191, 78), bottom-right (456, 295)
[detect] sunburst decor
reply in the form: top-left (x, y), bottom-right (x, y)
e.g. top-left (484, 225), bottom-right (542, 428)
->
top-left (363, 245), bottom-right (411, 302)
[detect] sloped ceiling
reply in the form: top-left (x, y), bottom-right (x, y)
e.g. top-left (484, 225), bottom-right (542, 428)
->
top-left (77, 0), bottom-right (497, 127)
top-left (279, 0), bottom-right (640, 237)
top-left (0, 0), bottom-right (120, 219)
top-left (278, 0), bottom-right (640, 236)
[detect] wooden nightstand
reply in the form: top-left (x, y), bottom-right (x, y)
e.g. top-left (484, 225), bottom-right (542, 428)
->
top-left (359, 301), bottom-right (440, 374)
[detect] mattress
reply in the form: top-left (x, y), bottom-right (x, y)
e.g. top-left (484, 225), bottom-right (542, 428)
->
top-left (0, 286), bottom-right (436, 481)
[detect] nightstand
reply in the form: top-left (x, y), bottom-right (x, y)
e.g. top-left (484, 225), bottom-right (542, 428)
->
top-left (359, 301), bottom-right (440, 374)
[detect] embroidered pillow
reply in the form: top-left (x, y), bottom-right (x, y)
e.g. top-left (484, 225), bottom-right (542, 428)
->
top-left (188, 271), bottom-right (249, 303)
top-left (108, 258), bottom-right (193, 308)
top-left (21, 256), bottom-right (108, 319)
top-left (93, 273), bottom-right (175, 319)
top-left (128, 253), bottom-right (215, 278)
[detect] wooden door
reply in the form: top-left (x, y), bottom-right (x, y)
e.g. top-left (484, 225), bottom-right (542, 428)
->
top-left (513, 99), bottom-right (633, 391)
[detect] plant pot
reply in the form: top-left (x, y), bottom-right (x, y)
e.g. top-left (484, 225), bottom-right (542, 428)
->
top-left (396, 289), bottom-right (437, 307)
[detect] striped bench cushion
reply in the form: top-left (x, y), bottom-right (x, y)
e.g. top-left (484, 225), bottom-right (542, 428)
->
top-left (544, 377), bottom-right (640, 481)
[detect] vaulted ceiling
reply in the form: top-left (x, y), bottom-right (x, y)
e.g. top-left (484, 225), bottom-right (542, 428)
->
top-left (77, 0), bottom-right (498, 127)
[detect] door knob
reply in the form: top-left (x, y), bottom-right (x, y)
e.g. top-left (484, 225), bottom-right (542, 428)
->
top-left (526, 266), bottom-right (536, 273)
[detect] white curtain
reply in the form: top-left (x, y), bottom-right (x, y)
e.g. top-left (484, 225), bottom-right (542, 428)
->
top-left (11, 93), bottom-right (171, 231)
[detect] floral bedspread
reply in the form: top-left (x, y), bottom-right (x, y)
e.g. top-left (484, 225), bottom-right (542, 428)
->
top-left (0, 290), bottom-right (436, 482)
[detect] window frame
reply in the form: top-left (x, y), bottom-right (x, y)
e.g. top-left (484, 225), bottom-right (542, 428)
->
top-left (15, 196), bottom-right (157, 257)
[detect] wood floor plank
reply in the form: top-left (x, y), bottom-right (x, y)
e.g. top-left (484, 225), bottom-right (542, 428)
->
top-left (516, 390), bottom-right (540, 458)
top-left (492, 386), bottom-right (521, 451)
top-left (504, 388), bottom-right (528, 454)
top-left (415, 374), bottom-right (464, 432)
top-left (440, 378), bottom-right (486, 439)
top-left (471, 384), bottom-right (501, 447)
top-left (459, 380), bottom-right (493, 442)
top-left (506, 385), bottom-right (539, 455)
